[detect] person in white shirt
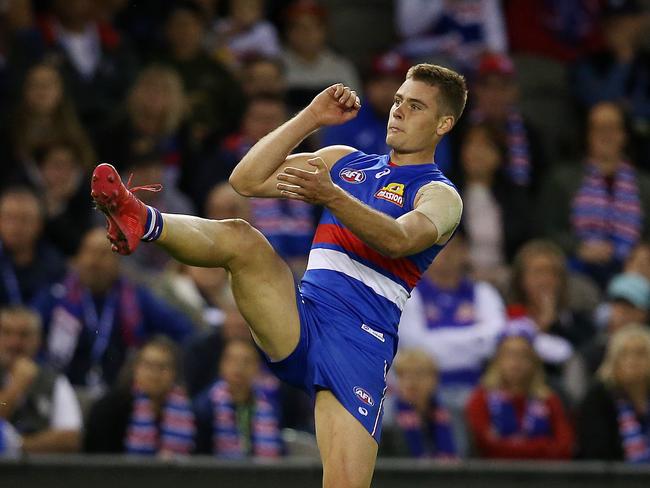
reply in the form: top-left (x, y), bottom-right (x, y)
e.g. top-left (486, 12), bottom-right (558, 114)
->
top-left (0, 306), bottom-right (81, 453)
top-left (398, 231), bottom-right (506, 455)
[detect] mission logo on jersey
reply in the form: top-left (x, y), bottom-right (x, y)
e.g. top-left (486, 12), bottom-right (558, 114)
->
top-left (374, 182), bottom-right (405, 207)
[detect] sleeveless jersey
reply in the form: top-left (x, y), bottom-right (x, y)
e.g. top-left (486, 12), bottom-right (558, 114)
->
top-left (300, 150), bottom-right (458, 338)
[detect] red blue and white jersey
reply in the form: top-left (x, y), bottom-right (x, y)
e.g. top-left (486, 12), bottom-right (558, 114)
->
top-left (299, 150), bottom-right (458, 338)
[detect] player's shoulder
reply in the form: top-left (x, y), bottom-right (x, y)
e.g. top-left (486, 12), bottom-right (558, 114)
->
top-left (415, 181), bottom-right (462, 208)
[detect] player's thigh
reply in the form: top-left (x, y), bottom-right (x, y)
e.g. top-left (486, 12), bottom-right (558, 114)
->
top-left (227, 223), bottom-right (300, 361)
top-left (315, 390), bottom-right (378, 488)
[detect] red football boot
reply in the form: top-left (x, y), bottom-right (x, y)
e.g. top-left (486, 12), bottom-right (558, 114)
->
top-left (91, 163), bottom-right (162, 255)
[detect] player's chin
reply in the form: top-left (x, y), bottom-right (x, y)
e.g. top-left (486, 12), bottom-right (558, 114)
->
top-left (386, 132), bottom-right (402, 147)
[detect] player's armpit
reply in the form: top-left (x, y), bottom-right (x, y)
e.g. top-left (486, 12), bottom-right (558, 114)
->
top-left (411, 182), bottom-right (463, 244)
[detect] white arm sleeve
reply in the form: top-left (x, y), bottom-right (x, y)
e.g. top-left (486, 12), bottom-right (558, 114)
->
top-left (413, 182), bottom-right (463, 244)
top-left (50, 376), bottom-right (83, 430)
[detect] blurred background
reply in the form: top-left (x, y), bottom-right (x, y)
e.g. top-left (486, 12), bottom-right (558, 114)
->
top-left (1, 0), bottom-right (650, 486)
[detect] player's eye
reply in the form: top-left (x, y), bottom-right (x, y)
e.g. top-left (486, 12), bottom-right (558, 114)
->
top-left (411, 104), bottom-right (421, 110)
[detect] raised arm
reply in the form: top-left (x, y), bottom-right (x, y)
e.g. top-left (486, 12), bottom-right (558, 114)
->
top-left (229, 84), bottom-right (361, 198)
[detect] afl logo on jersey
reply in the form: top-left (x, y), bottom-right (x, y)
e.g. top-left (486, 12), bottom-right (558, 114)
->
top-left (339, 168), bottom-right (366, 183)
top-left (375, 182), bottom-right (405, 207)
top-left (353, 386), bottom-right (375, 406)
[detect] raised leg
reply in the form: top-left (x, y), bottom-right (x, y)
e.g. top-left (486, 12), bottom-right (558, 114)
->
top-left (158, 214), bottom-right (300, 361)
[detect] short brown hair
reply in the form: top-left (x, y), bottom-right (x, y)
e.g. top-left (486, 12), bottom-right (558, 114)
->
top-left (406, 64), bottom-right (468, 123)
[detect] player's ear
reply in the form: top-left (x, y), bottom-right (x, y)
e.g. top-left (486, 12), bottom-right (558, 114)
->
top-left (435, 115), bottom-right (454, 136)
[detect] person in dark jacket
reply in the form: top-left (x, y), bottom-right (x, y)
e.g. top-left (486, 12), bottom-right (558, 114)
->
top-left (578, 323), bottom-right (650, 461)
top-left (84, 336), bottom-right (195, 456)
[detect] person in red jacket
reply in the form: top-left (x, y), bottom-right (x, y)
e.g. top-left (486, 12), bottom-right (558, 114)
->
top-left (465, 319), bottom-right (574, 459)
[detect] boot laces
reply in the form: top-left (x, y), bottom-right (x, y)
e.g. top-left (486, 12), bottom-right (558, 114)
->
top-left (125, 173), bottom-right (163, 193)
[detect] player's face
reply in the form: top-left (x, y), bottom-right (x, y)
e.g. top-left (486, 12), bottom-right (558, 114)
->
top-left (386, 79), bottom-right (453, 154)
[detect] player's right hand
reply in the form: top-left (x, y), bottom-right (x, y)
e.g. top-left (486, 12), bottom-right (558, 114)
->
top-left (306, 83), bottom-right (361, 127)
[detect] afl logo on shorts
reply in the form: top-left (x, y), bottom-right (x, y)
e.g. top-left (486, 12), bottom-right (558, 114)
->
top-left (353, 386), bottom-right (374, 406)
top-left (339, 168), bottom-right (366, 183)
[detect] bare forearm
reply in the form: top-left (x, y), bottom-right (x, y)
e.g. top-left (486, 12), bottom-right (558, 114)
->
top-left (230, 110), bottom-right (320, 195)
top-left (22, 430), bottom-right (81, 453)
top-left (326, 187), bottom-right (408, 258)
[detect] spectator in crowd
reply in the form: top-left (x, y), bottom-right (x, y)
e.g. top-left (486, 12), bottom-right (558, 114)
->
top-left (0, 187), bottom-right (66, 306)
top-left (281, 0), bottom-right (361, 110)
top-left (239, 55), bottom-right (286, 98)
top-left (28, 139), bottom-right (94, 257)
top-left (1, 62), bottom-right (94, 186)
top-left (187, 95), bottom-right (289, 209)
top-left (99, 64), bottom-right (192, 192)
top-left (465, 321), bottom-right (574, 459)
top-left (508, 240), bottom-right (596, 350)
top-left (8, 0), bottom-right (138, 135)
top-left (380, 349), bottom-right (456, 458)
top-left (578, 324), bottom-right (650, 461)
top-left (395, 0), bottom-right (508, 72)
top-left (504, 0), bottom-right (604, 163)
top-left (398, 232), bottom-right (506, 455)
top-left (180, 273), bottom-right (313, 433)
top-left (572, 0), bottom-right (650, 168)
top-left (453, 123), bottom-right (531, 286)
top-left (194, 337), bottom-right (283, 458)
top-left (0, 306), bottom-right (82, 453)
top-left (32, 227), bottom-right (194, 391)
top-left (209, 0), bottom-right (281, 67)
top-left (538, 101), bottom-right (650, 289)
top-left (465, 52), bottom-right (542, 190)
top-left (84, 336), bottom-right (195, 455)
top-left (565, 272), bottom-right (650, 405)
top-left (158, 1), bottom-right (244, 146)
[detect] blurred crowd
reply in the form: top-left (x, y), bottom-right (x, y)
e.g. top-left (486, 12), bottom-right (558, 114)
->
top-left (1, 0), bottom-right (650, 464)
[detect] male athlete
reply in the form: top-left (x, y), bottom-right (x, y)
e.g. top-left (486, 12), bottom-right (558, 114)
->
top-left (91, 64), bottom-right (465, 487)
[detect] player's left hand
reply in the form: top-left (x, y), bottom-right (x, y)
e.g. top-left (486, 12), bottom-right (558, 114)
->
top-left (276, 157), bottom-right (341, 206)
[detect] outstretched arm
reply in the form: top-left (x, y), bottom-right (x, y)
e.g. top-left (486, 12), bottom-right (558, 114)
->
top-left (229, 84), bottom-right (361, 198)
top-left (276, 158), bottom-right (462, 258)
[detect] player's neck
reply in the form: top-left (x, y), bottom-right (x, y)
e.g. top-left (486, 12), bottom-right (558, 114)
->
top-left (389, 148), bottom-right (435, 166)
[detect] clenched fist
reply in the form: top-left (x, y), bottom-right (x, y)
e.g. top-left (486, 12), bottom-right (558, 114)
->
top-left (305, 84), bottom-right (361, 127)
top-left (11, 356), bottom-right (39, 390)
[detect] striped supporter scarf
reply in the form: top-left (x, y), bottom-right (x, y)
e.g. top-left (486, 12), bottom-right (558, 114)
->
top-left (470, 107), bottom-right (532, 186)
top-left (395, 396), bottom-right (456, 458)
top-left (616, 396), bottom-right (650, 463)
top-left (210, 380), bottom-right (282, 459)
top-left (571, 161), bottom-right (642, 261)
top-left (487, 390), bottom-right (551, 438)
top-left (125, 385), bottom-right (195, 456)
